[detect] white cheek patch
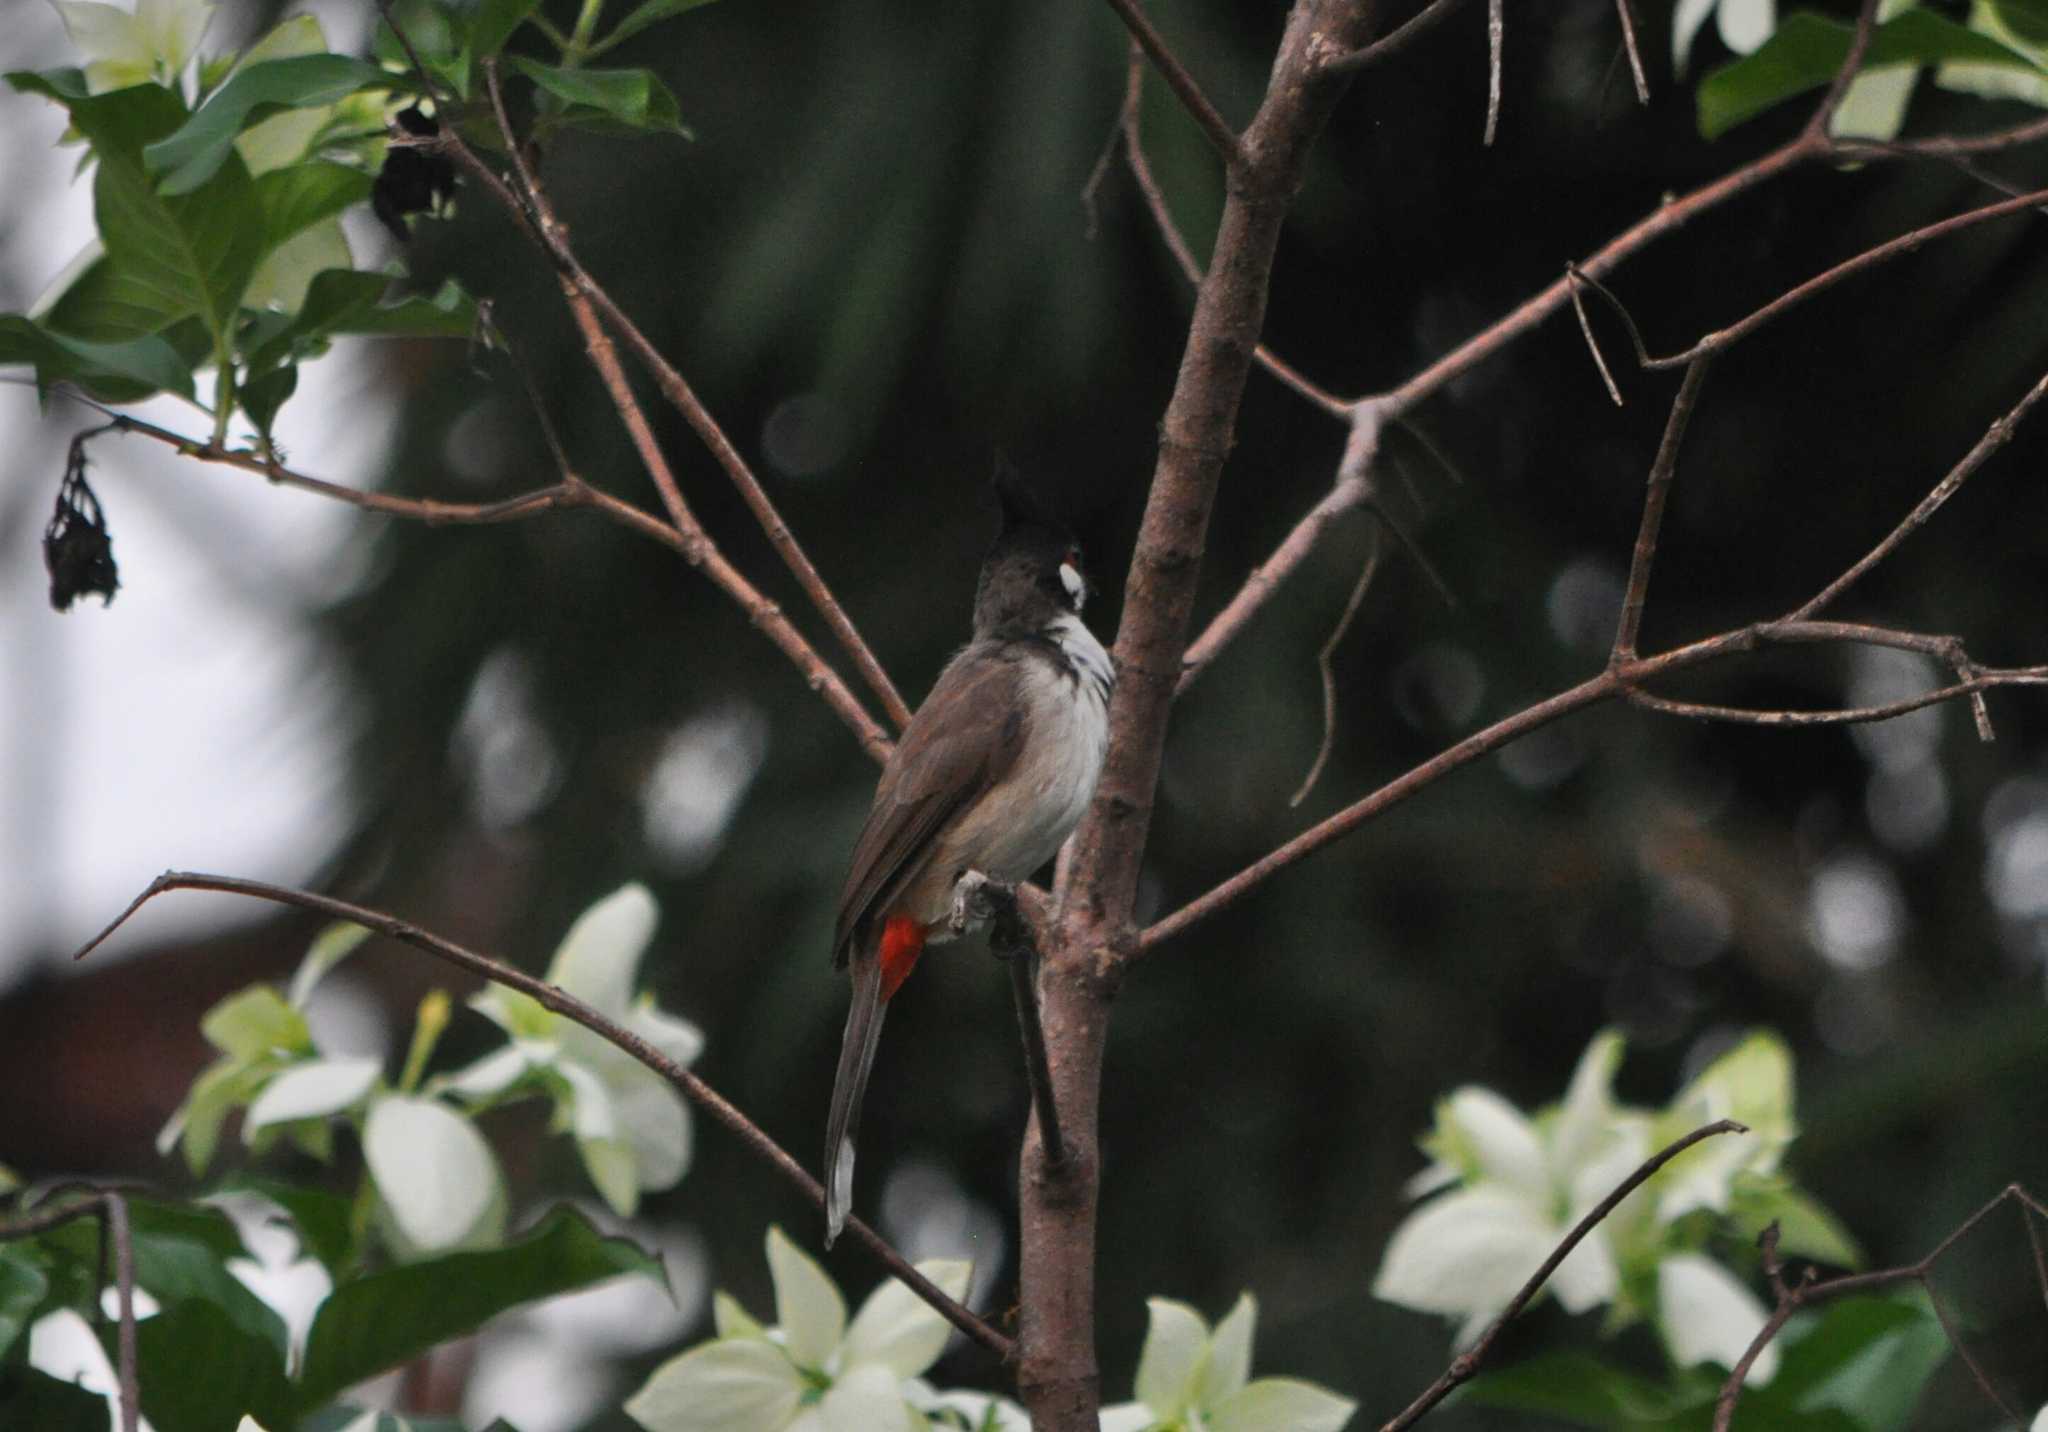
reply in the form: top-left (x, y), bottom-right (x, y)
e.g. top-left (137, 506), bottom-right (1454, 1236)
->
top-left (1059, 561), bottom-right (1086, 608)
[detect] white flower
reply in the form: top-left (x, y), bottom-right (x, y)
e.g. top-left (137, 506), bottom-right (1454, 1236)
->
top-left (440, 884), bottom-right (704, 1216)
top-left (1673, 0), bottom-right (1776, 74)
top-left (625, 1227), bottom-right (971, 1432)
top-left (157, 921), bottom-right (374, 1174)
top-left (1650, 1033), bottom-right (1795, 1225)
top-left (51, 0), bottom-right (215, 93)
top-left (1375, 1034), bottom-right (1639, 1341)
top-left (1098, 1295), bottom-right (1355, 1432)
top-left (1657, 1254), bottom-right (1779, 1385)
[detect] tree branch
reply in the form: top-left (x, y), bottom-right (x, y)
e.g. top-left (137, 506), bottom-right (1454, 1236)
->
top-left (1612, 0), bottom-right (1649, 106)
top-left (1142, 357), bottom-right (2048, 953)
top-left (1322, 0), bottom-right (1475, 76)
top-left (1711, 1184), bottom-right (2048, 1431)
top-left (70, 872), bottom-right (1012, 1362)
top-left (0, 1192), bottom-right (139, 1432)
top-left (1803, 0), bottom-right (1883, 143)
top-left (1290, 523), bottom-right (1382, 806)
top-left (1117, 41), bottom-right (1351, 418)
top-left (1381, 1120), bottom-right (1747, 1432)
top-left (1099, 0), bottom-right (1241, 166)
top-left (1025, 3), bottom-right (1380, 1425)
top-left (1611, 357), bottom-right (1712, 663)
top-left (475, 61), bottom-right (914, 734)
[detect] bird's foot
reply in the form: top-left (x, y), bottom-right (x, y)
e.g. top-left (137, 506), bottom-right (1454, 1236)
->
top-left (950, 871), bottom-right (1032, 961)
top-left (948, 870), bottom-right (1010, 938)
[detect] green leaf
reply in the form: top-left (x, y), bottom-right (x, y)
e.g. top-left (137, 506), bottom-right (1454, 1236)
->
top-left (243, 220), bottom-right (352, 315)
top-left (0, 1249), bottom-right (51, 1361)
top-left (202, 986), bottom-right (310, 1060)
top-left (1727, 1180), bottom-right (1864, 1269)
top-left (0, 1365), bottom-right (112, 1432)
top-left (1768, 1296), bottom-right (1948, 1432)
top-left (599, 0), bottom-right (723, 51)
top-left (254, 162), bottom-right (375, 252)
top-left (1463, 1351), bottom-right (1700, 1427)
top-left (145, 55), bottom-right (387, 195)
top-left (0, 315), bottom-right (195, 402)
top-left (508, 57), bottom-right (689, 136)
top-left (1698, 9), bottom-right (2048, 138)
top-left (294, 1206), bottom-right (664, 1411)
top-left (122, 1197), bottom-right (253, 1262)
top-left (465, 0), bottom-right (544, 74)
top-left (6, 75), bottom-right (266, 345)
top-left (239, 361), bottom-right (298, 437)
top-left (160, 1056), bottom-right (275, 1176)
top-left (122, 1297), bottom-right (293, 1432)
top-left (1993, 0), bottom-right (2048, 47)
top-left (31, 1203), bottom-right (287, 1360)
top-left (223, 1175), bottom-right (356, 1272)
top-left (247, 269), bottom-right (478, 371)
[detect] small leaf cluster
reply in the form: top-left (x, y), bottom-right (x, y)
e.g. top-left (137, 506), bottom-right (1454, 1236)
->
top-left (1373, 1030), bottom-right (1947, 1429)
top-left (2, 0), bottom-right (710, 448)
top-left (0, 1193), bottom-right (655, 1432)
top-left (1684, 0), bottom-right (2048, 140)
top-left (160, 883), bottom-right (703, 1255)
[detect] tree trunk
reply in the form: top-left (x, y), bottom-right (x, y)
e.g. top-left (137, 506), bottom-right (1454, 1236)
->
top-left (1015, 4), bottom-right (1379, 1426)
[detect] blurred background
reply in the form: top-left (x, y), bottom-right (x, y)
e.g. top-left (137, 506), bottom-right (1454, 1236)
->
top-left (5, 0), bottom-right (2048, 1425)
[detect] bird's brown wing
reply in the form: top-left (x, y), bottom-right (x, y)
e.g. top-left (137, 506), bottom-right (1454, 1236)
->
top-left (832, 648), bottom-right (1026, 962)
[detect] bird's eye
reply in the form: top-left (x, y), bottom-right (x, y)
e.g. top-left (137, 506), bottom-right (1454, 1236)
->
top-left (1058, 561), bottom-right (1086, 608)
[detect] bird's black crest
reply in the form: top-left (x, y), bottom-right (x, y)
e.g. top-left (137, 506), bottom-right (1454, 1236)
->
top-left (990, 460), bottom-right (1071, 544)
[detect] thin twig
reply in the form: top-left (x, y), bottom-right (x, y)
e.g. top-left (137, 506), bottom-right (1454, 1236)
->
top-left (2025, 1200), bottom-right (2048, 1316)
top-left (1140, 629), bottom-right (2048, 953)
top-left (478, 60), bottom-right (913, 734)
top-left (1099, 0), bottom-right (1240, 165)
top-left (104, 1193), bottom-right (138, 1432)
top-left (1860, 111), bottom-right (2048, 157)
top-left (0, 1193), bottom-right (139, 1432)
top-left (1624, 668), bottom-right (2048, 728)
top-left (1186, 14), bottom-right (2041, 677)
top-left (1612, 0), bottom-right (1649, 105)
top-left (373, 0), bottom-right (447, 104)
top-left (1118, 42), bottom-right (1350, 418)
top-left (1711, 1184), bottom-right (2046, 1431)
top-left (977, 883), bottom-right (1067, 1168)
top-left (1567, 267), bottom-right (1626, 407)
top-left (1147, 355), bottom-right (2048, 949)
top-left (1611, 357), bottom-right (1711, 663)
top-left (1290, 524), bottom-right (1381, 806)
top-left (475, 303), bottom-right (577, 485)
top-left (52, 397), bottom-right (894, 762)
top-left (1323, 0), bottom-right (1476, 76)
top-left (1483, 0), bottom-right (1503, 146)
top-left (70, 873), bottom-right (1013, 1361)
top-left (1805, 0), bottom-right (1883, 142)
top-left (1381, 1120), bottom-right (1748, 1432)
top-left (1795, 366), bottom-right (2048, 620)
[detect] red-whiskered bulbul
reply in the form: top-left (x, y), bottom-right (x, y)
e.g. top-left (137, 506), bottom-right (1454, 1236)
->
top-left (823, 478), bottom-right (1113, 1246)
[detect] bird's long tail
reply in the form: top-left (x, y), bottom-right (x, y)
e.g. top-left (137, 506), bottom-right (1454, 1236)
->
top-left (824, 916), bottom-right (926, 1247)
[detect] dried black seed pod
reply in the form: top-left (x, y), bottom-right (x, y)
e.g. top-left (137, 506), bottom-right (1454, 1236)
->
top-left (44, 444), bottom-right (119, 612)
top-left (373, 105), bottom-right (458, 243)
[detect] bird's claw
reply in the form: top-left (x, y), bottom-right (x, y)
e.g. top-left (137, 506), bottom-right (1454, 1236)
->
top-left (948, 870), bottom-right (1004, 937)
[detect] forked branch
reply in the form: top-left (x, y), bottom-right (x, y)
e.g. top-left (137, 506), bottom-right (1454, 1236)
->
top-left (1141, 356), bottom-right (2048, 955)
top-left (1712, 1184), bottom-right (2048, 1430)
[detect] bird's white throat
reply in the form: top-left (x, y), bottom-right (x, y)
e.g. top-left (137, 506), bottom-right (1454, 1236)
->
top-left (1049, 612), bottom-right (1113, 705)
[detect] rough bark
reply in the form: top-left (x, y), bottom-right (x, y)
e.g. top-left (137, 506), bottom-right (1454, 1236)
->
top-left (1016, 4), bottom-right (1377, 1425)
